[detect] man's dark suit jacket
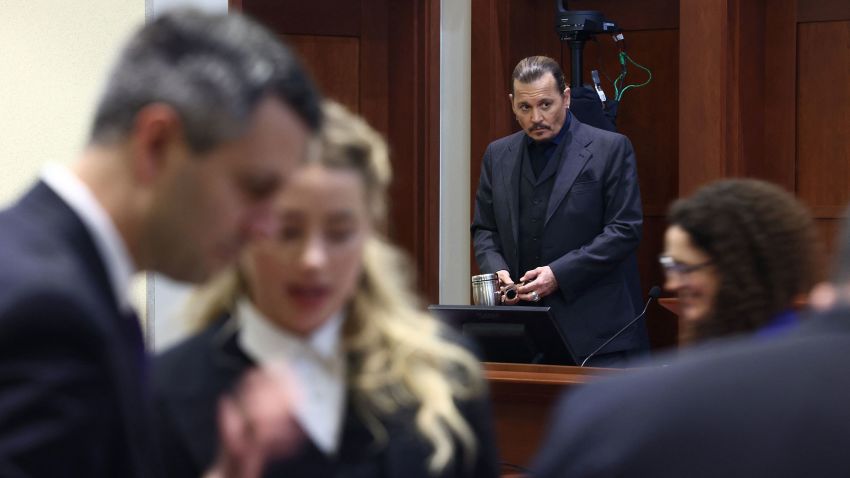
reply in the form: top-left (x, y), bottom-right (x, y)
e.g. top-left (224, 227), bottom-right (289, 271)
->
top-left (532, 309), bottom-right (850, 477)
top-left (471, 117), bottom-right (646, 359)
top-left (153, 316), bottom-right (500, 478)
top-left (0, 182), bottom-right (153, 477)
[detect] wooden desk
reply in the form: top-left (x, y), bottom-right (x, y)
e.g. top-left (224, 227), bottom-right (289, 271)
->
top-left (484, 363), bottom-right (622, 469)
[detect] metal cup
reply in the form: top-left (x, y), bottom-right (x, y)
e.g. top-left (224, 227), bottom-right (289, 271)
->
top-left (471, 273), bottom-right (501, 306)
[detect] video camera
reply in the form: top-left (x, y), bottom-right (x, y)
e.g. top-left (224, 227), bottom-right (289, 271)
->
top-left (555, 2), bottom-right (620, 42)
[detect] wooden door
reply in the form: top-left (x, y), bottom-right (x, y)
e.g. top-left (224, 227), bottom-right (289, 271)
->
top-left (233, 0), bottom-right (441, 301)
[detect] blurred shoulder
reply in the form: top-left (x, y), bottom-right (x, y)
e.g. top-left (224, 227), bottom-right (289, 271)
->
top-left (558, 322), bottom-right (850, 423)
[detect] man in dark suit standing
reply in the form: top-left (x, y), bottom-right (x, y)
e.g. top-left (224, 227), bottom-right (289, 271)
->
top-left (531, 210), bottom-right (850, 477)
top-left (0, 11), bottom-right (321, 477)
top-left (471, 56), bottom-right (646, 366)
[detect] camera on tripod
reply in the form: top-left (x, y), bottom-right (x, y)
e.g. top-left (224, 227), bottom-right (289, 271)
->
top-left (555, 2), bottom-right (620, 42)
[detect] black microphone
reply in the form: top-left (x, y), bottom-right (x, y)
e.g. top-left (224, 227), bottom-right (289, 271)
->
top-left (580, 286), bottom-right (661, 367)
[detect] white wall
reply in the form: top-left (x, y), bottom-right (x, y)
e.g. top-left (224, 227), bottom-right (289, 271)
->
top-left (439, 0), bottom-right (472, 304)
top-left (150, 0), bottom-right (226, 16)
top-left (0, 0), bottom-right (145, 204)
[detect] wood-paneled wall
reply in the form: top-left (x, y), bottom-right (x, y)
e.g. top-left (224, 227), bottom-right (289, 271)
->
top-left (796, 5), bottom-right (850, 265)
top-left (472, 0), bottom-right (850, 350)
top-left (233, 0), bottom-right (442, 302)
top-left (677, 0), bottom-right (848, 275)
top-left (234, 1), bottom-right (848, 349)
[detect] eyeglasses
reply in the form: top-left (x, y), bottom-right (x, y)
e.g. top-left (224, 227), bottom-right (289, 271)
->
top-left (658, 255), bottom-right (713, 277)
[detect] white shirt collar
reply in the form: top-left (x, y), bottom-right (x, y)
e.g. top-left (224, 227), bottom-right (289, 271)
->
top-left (41, 163), bottom-right (137, 312)
top-left (236, 298), bottom-right (347, 455)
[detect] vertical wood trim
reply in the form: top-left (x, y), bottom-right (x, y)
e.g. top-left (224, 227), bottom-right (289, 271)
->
top-left (469, 0), bottom-right (506, 276)
top-left (386, 0), bottom-right (441, 303)
top-left (725, 0), bottom-right (742, 178)
top-left (763, 0), bottom-right (797, 191)
top-left (679, 0), bottom-right (729, 195)
top-left (360, 0), bottom-right (389, 134)
top-left (424, 0), bottom-right (441, 303)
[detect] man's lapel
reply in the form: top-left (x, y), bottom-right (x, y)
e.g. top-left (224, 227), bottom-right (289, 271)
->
top-left (545, 119), bottom-right (594, 226)
top-left (501, 133), bottom-right (524, 247)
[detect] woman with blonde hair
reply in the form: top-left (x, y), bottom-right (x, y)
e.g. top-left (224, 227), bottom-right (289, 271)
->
top-left (152, 101), bottom-right (498, 477)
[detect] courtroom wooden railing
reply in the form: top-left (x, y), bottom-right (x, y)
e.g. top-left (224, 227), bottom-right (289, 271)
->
top-left (484, 363), bottom-right (623, 476)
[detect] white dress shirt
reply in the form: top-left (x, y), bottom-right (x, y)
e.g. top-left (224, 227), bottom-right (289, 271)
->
top-left (236, 298), bottom-right (347, 455)
top-left (41, 163), bottom-right (136, 313)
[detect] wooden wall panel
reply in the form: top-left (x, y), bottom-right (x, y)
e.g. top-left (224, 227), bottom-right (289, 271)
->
top-left (732, 0), bottom-right (768, 183)
top-left (241, 0), bottom-right (360, 36)
top-left (796, 21), bottom-right (850, 220)
top-left (470, 0), bottom-right (512, 193)
top-left (678, 0), bottom-right (728, 194)
top-left (798, 0), bottom-right (850, 23)
top-left (237, 0), bottom-right (441, 302)
top-left (383, 0), bottom-right (441, 299)
top-left (283, 35), bottom-right (360, 114)
top-left (359, 0), bottom-right (390, 136)
top-left (761, 0), bottom-right (797, 191)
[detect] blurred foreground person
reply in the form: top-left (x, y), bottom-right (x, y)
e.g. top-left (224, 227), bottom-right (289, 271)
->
top-left (661, 179), bottom-right (818, 342)
top-left (531, 197), bottom-right (850, 478)
top-left (0, 10), bottom-right (320, 477)
top-left (154, 102), bottom-right (499, 478)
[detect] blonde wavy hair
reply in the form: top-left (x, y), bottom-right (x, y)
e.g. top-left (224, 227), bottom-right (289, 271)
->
top-left (186, 101), bottom-right (485, 474)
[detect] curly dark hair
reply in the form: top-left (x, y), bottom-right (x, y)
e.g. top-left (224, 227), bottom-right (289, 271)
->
top-left (668, 179), bottom-right (819, 340)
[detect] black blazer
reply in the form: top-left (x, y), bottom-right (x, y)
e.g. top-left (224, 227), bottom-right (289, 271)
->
top-left (532, 309), bottom-right (850, 477)
top-left (472, 118), bottom-right (646, 358)
top-left (153, 316), bottom-right (500, 478)
top-left (0, 182), bottom-right (154, 477)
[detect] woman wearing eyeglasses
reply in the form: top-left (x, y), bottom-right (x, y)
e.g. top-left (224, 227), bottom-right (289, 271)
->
top-left (658, 179), bottom-right (820, 343)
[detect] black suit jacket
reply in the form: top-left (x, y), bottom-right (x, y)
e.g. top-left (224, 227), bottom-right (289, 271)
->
top-left (153, 316), bottom-right (499, 478)
top-left (0, 182), bottom-right (154, 477)
top-left (532, 309), bottom-right (850, 477)
top-left (472, 118), bottom-right (646, 358)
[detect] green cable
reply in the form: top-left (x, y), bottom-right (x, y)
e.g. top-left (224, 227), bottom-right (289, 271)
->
top-left (616, 52), bottom-right (652, 101)
top-left (613, 51), bottom-right (627, 100)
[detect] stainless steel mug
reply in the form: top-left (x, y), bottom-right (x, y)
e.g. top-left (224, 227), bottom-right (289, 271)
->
top-left (471, 273), bottom-right (501, 306)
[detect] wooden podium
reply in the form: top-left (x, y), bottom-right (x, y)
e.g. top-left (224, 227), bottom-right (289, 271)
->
top-left (484, 363), bottom-right (622, 470)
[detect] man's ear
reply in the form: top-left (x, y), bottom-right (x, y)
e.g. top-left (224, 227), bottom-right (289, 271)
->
top-left (129, 103), bottom-right (185, 185)
top-left (508, 93), bottom-right (516, 115)
top-left (563, 86), bottom-right (571, 110)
